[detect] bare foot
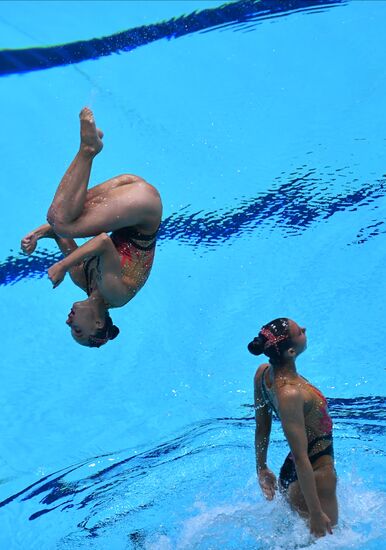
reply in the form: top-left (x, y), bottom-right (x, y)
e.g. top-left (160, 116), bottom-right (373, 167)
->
top-left (79, 107), bottom-right (104, 156)
top-left (21, 224), bottom-right (55, 255)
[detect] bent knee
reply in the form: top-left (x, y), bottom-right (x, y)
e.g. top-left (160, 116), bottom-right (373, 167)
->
top-left (46, 216), bottom-right (74, 238)
top-left (47, 208), bottom-right (67, 231)
top-left (46, 208), bottom-right (56, 228)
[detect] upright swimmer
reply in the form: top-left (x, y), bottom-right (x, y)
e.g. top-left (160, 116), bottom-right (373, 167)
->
top-left (21, 108), bottom-right (162, 348)
top-left (249, 318), bottom-right (337, 537)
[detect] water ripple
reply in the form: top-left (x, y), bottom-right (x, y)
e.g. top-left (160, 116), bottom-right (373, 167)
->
top-left (0, 396), bottom-right (384, 529)
top-left (0, 0), bottom-right (347, 78)
top-left (1, 167), bottom-right (385, 286)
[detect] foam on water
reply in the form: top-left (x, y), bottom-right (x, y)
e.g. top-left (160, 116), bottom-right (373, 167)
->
top-left (1, 407), bottom-right (384, 549)
top-left (146, 477), bottom-right (386, 550)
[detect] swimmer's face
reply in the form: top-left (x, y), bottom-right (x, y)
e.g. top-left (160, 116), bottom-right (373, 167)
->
top-left (66, 301), bottom-right (102, 346)
top-left (288, 319), bottom-right (307, 356)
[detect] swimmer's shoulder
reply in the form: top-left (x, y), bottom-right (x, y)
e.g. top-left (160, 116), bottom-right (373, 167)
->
top-left (275, 382), bottom-right (304, 417)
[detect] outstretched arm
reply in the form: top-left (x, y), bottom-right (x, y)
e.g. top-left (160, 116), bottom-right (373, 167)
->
top-left (47, 233), bottom-right (131, 306)
top-left (254, 366), bottom-right (276, 500)
top-left (279, 388), bottom-right (333, 537)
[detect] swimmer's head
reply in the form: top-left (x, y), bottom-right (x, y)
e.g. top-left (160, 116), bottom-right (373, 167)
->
top-left (87, 312), bottom-right (120, 348)
top-left (66, 301), bottom-right (120, 348)
top-left (248, 318), bottom-right (306, 364)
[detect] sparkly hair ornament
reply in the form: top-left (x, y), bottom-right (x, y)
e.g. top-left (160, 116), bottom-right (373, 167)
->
top-left (248, 318), bottom-right (292, 361)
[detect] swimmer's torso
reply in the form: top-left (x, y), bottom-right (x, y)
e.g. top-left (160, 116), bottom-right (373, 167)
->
top-left (110, 226), bottom-right (156, 292)
top-left (261, 366), bottom-right (333, 458)
top-left (83, 226), bottom-right (157, 306)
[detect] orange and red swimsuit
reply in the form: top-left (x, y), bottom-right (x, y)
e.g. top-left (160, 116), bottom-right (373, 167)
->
top-left (260, 365), bottom-right (334, 489)
top-left (110, 226), bottom-right (157, 271)
top-left (83, 226), bottom-right (158, 298)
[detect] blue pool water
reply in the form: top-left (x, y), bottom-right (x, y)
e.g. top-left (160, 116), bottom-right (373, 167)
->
top-left (0, 0), bottom-right (385, 548)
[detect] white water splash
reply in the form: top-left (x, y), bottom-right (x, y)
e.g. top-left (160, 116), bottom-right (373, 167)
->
top-left (146, 476), bottom-right (386, 550)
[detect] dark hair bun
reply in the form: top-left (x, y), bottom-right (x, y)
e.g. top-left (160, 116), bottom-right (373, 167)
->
top-left (109, 325), bottom-right (120, 340)
top-left (248, 336), bottom-right (265, 356)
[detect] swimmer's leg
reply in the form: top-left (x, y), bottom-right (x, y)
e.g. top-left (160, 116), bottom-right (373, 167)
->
top-left (287, 465), bottom-right (338, 526)
top-left (51, 178), bottom-right (161, 239)
top-left (47, 107), bottom-right (103, 229)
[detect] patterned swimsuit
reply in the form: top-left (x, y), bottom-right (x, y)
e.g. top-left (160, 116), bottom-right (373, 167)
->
top-left (260, 365), bottom-right (334, 489)
top-left (83, 226), bottom-right (158, 298)
top-left (110, 227), bottom-right (157, 270)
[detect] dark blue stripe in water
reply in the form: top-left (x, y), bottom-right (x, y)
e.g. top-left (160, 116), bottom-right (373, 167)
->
top-left (1, 169), bottom-right (384, 286)
top-left (0, 0), bottom-right (346, 77)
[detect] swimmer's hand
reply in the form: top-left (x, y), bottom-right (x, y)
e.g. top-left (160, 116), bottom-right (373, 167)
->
top-left (310, 511), bottom-right (333, 537)
top-left (258, 467), bottom-right (277, 500)
top-left (48, 261), bottom-right (67, 288)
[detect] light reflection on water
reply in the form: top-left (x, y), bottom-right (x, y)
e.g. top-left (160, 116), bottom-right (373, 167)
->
top-left (0, 400), bottom-right (384, 549)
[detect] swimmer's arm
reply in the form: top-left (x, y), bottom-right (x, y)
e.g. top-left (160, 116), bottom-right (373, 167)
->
top-left (53, 235), bottom-right (78, 257)
top-left (52, 232), bottom-right (86, 290)
top-left (49, 233), bottom-right (130, 304)
top-left (279, 389), bottom-right (332, 534)
top-left (254, 367), bottom-right (272, 471)
top-left (254, 366), bottom-right (277, 500)
top-left (28, 223), bottom-right (86, 289)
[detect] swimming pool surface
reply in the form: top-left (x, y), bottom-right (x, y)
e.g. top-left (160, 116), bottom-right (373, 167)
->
top-left (0, 1), bottom-right (385, 548)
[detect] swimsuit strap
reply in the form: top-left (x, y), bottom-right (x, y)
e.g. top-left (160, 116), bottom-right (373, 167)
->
top-left (261, 366), bottom-right (280, 417)
top-left (83, 257), bottom-right (93, 296)
top-left (83, 256), bottom-right (100, 296)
